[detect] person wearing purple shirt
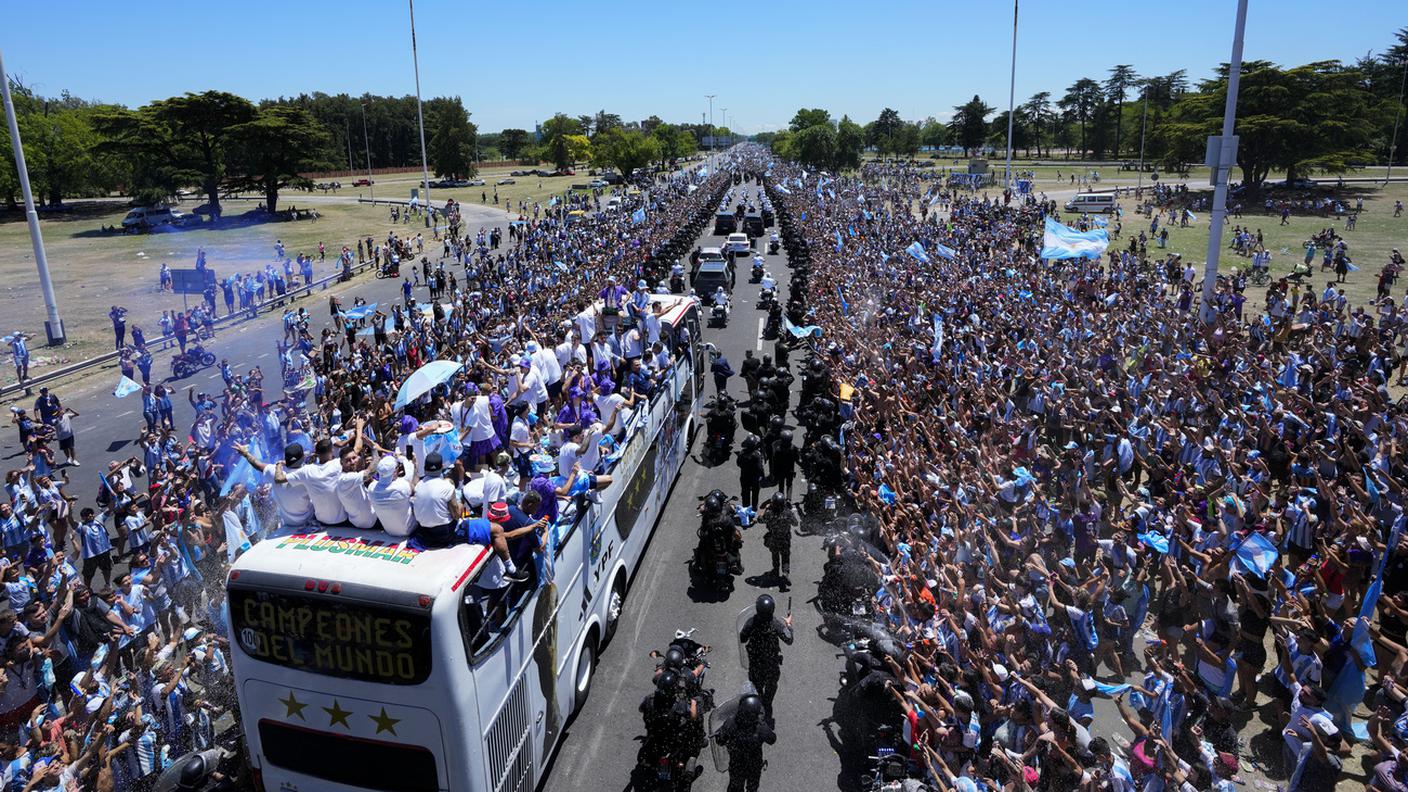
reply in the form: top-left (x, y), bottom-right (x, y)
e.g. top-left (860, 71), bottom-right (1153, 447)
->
top-left (599, 276), bottom-right (629, 333)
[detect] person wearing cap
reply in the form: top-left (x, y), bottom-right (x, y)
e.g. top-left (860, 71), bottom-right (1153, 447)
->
top-left (234, 441), bottom-right (315, 527)
top-left (7, 331), bottom-right (29, 382)
top-left (33, 387), bottom-right (61, 429)
top-left (599, 275), bottom-right (629, 333)
top-left (368, 453), bottom-right (418, 538)
top-left (411, 452), bottom-right (462, 548)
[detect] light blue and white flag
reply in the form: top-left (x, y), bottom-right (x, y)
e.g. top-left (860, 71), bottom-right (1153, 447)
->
top-left (782, 317), bottom-right (824, 338)
top-left (834, 230), bottom-right (843, 253)
top-left (906, 242), bottom-right (931, 264)
top-left (341, 302), bottom-right (378, 321)
top-left (113, 376), bottom-right (142, 399)
top-left (933, 243), bottom-right (957, 261)
top-left (1232, 532), bottom-right (1279, 578)
top-left (774, 183), bottom-right (791, 195)
top-left (1041, 216), bottom-right (1109, 260)
top-left (631, 207), bottom-right (646, 225)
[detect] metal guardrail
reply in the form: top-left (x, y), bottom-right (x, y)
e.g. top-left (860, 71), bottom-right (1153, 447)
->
top-left (0, 259), bottom-right (379, 398)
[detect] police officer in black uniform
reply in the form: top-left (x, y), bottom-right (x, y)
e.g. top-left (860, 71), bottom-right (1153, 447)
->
top-left (714, 694), bottom-right (776, 792)
top-left (738, 594), bottom-right (793, 718)
top-left (760, 492), bottom-right (796, 590)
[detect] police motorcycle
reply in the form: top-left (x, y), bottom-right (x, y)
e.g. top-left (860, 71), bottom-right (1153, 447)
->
top-left (702, 395), bottom-right (738, 463)
top-left (694, 489), bottom-right (743, 587)
top-left (767, 232), bottom-right (781, 255)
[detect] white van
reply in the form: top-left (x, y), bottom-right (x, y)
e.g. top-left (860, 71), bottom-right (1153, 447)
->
top-left (605, 196), bottom-right (623, 212)
top-left (1063, 193), bottom-right (1116, 214)
top-left (121, 205), bottom-right (186, 229)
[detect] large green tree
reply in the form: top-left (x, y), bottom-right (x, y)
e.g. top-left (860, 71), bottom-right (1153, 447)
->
top-left (592, 128), bottom-right (659, 177)
top-left (225, 106), bottom-right (332, 213)
top-left (868, 107), bottom-right (905, 155)
top-left (789, 108), bottom-right (833, 132)
top-left (1104, 65), bottom-right (1138, 157)
top-left (836, 115), bottom-right (866, 169)
top-left (147, 91), bottom-right (255, 219)
top-left (1159, 60), bottom-right (1384, 187)
top-left (1059, 78), bottom-right (1103, 157)
top-left (790, 124), bottom-right (837, 169)
top-left (499, 128), bottom-right (531, 161)
top-left (949, 95), bottom-right (994, 156)
top-left (427, 98), bottom-right (478, 179)
top-left (539, 113), bottom-right (584, 170)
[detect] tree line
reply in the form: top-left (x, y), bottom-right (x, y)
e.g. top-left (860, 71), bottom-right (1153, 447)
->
top-left (479, 111), bottom-right (719, 178)
top-left (0, 88), bottom-right (479, 214)
top-left (770, 27), bottom-right (1408, 189)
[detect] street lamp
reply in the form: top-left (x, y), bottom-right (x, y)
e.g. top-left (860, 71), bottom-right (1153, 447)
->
top-left (360, 100), bottom-right (375, 202)
top-left (704, 95), bottom-right (715, 160)
top-left (0, 48), bottom-right (64, 346)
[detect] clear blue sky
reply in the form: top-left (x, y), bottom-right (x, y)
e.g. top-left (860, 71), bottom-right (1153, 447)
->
top-left (4, 1), bottom-right (1403, 133)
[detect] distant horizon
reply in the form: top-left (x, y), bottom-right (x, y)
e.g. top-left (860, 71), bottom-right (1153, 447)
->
top-left (4, 1), bottom-right (1403, 134)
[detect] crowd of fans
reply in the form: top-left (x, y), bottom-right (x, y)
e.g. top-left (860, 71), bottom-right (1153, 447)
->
top-left (761, 151), bottom-right (1408, 791)
top-left (0, 161), bottom-right (726, 790)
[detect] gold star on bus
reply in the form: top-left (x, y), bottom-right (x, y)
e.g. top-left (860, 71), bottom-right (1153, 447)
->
top-left (368, 707), bottom-right (401, 736)
top-left (280, 692), bottom-right (307, 721)
top-left (323, 700), bottom-right (352, 728)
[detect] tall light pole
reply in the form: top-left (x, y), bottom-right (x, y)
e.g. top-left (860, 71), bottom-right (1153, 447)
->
top-left (705, 95), bottom-right (716, 161)
top-left (1136, 84), bottom-right (1150, 192)
top-left (360, 100), bottom-right (375, 202)
top-left (408, 0), bottom-right (432, 219)
top-left (0, 49), bottom-right (63, 345)
top-left (1387, 53), bottom-right (1407, 185)
top-left (1003, 0), bottom-right (1019, 188)
top-left (721, 109), bottom-right (728, 148)
top-left (1199, 0), bottom-right (1248, 323)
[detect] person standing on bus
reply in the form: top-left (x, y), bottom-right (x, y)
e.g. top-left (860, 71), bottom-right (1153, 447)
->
top-left (368, 455), bottom-right (417, 537)
top-left (411, 452), bottom-right (461, 548)
top-left (233, 442), bottom-right (314, 528)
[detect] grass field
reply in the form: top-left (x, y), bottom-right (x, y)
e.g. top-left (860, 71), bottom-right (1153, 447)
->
top-left (1093, 181), bottom-right (1408, 313)
top-left (0, 158), bottom-right (686, 382)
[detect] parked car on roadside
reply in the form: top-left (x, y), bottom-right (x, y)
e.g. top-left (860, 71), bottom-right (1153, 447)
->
top-left (497, 177), bottom-right (517, 185)
top-left (353, 178), bottom-right (374, 186)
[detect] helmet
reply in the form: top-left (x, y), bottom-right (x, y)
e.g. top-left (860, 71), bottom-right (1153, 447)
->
top-left (663, 647), bottom-right (686, 670)
top-left (738, 694), bottom-right (764, 719)
top-left (769, 416), bottom-right (784, 431)
top-left (703, 492), bottom-right (725, 514)
top-left (770, 491), bottom-right (788, 507)
top-left (656, 670), bottom-right (679, 694)
top-left (755, 594), bottom-right (775, 619)
top-left (741, 434), bottom-right (759, 450)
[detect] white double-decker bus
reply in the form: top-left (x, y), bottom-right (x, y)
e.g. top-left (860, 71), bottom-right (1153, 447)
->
top-left (228, 295), bottom-right (704, 792)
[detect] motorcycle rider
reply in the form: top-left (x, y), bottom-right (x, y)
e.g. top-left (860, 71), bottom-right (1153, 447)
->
top-left (639, 671), bottom-right (703, 783)
top-left (714, 694), bottom-right (776, 792)
top-left (738, 594), bottom-right (793, 718)
top-left (712, 286), bottom-right (730, 316)
top-left (698, 490), bottom-right (743, 575)
top-left (759, 270), bottom-right (776, 302)
top-left (760, 492), bottom-right (796, 590)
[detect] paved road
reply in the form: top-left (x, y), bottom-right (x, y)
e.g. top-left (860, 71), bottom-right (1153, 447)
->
top-left (541, 183), bottom-right (850, 792)
top-left (0, 200), bottom-right (514, 510)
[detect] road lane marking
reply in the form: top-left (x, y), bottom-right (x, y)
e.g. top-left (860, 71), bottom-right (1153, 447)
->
top-left (756, 317), bottom-right (765, 350)
top-left (116, 410), bottom-right (133, 417)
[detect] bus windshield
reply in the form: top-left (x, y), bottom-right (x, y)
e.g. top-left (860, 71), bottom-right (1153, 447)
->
top-left (230, 587), bottom-right (433, 685)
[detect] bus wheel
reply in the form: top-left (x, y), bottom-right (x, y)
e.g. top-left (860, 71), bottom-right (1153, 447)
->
top-left (602, 574), bottom-right (627, 646)
top-left (574, 636), bottom-right (596, 712)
